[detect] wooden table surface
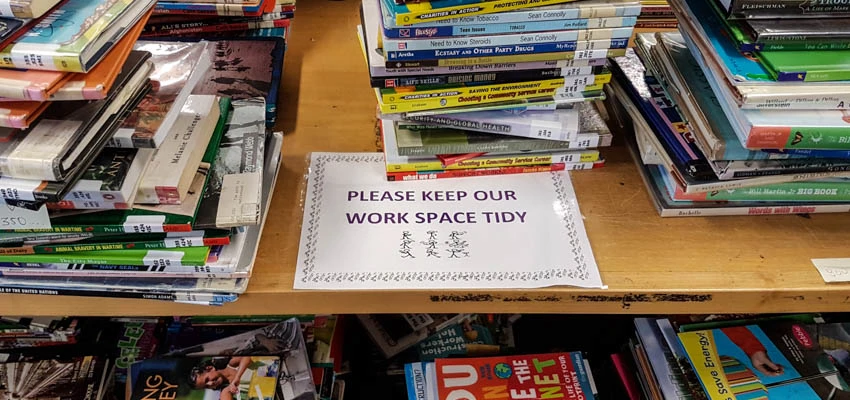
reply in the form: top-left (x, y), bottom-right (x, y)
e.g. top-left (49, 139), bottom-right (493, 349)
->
top-left (2, 1), bottom-right (850, 316)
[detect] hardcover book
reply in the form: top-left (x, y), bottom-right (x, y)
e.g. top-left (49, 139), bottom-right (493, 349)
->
top-left (717, 0), bottom-right (850, 19)
top-left (110, 40), bottom-right (212, 148)
top-left (136, 95), bottom-right (221, 205)
top-left (0, 0), bottom-right (156, 72)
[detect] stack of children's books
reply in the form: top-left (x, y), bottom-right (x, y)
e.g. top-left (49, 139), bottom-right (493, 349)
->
top-left (359, 0), bottom-right (641, 181)
top-left (143, 0), bottom-right (294, 41)
top-left (0, 0), bottom-right (289, 305)
top-left (604, 0), bottom-right (850, 217)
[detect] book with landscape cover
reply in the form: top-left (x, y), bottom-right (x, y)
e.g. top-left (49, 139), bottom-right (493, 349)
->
top-left (193, 97), bottom-right (266, 230)
top-left (192, 38), bottom-right (285, 126)
top-left (109, 40), bottom-right (212, 148)
top-left (0, 0), bottom-right (156, 72)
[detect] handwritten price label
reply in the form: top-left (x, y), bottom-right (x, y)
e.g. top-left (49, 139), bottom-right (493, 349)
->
top-left (0, 203), bottom-right (51, 229)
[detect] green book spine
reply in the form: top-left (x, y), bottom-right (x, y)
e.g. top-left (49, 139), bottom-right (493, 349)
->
top-left (682, 181), bottom-right (850, 202)
top-left (0, 247), bottom-right (211, 266)
top-left (0, 232), bottom-right (231, 255)
top-left (761, 42), bottom-right (850, 51)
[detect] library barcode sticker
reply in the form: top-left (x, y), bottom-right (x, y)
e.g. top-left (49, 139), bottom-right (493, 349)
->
top-left (812, 259), bottom-right (850, 282)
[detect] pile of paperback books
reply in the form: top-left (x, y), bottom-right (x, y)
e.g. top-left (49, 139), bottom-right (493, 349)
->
top-left (0, 0), bottom-right (289, 305)
top-left (143, 0), bottom-right (294, 40)
top-left (630, 0), bottom-right (676, 46)
top-left (360, 0), bottom-right (641, 181)
top-left (605, 0), bottom-right (850, 217)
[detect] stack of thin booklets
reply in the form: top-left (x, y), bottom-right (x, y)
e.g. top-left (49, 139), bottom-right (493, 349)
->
top-left (0, 0), bottom-right (289, 306)
top-left (143, 0), bottom-right (295, 41)
top-left (604, 0), bottom-right (850, 217)
top-left (360, 0), bottom-right (642, 181)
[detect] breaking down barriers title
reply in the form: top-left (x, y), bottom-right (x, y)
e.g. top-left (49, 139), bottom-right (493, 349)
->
top-left (345, 190), bottom-right (527, 224)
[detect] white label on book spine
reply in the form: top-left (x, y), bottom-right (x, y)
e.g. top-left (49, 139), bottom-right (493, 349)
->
top-left (165, 236), bottom-right (203, 248)
top-left (216, 172), bottom-right (262, 226)
top-left (574, 49), bottom-right (609, 60)
top-left (530, 119), bottom-right (565, 140)
top-left (0, 177), bottom-right (38, 201)
top-left (812, 258), bottom-right (850, 282)
top-left (0, 202), bottom-right (50, 229)
top-left (0, 2), bottom-right (13, 17)
top-left (143, 251), bottom-right (184, 268)
top-left (123, 215), bottom-right (167, 233)
top-left (64, 180), bottom-right (105, 203)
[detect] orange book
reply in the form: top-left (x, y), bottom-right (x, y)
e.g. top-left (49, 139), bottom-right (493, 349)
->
top-left (51, 8), bottom-right (153, 101)
top-left (0, 101), bottom-right (50, 129)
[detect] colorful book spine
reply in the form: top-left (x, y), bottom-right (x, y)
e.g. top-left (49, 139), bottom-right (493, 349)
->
top-left (382, 28), bottom-right (633, 51)
top-left (385, 39), bottom-right (629, 61)
top-left (674, 180), bottom-right (850, 202)
top-left (379, 83), bottom-right (602, 113)
top-left (0, 285), bottom-right (235, 304)
top-left (725, 0), bottom-right (850, 19)
top-left (386, 0), bottom-right (585, 25)
top-left (374, 65), bottom-right (605, 88)
top-left (381, 0), bottom-right (642, 28)
top-left (386, 162), bottom-right (596, 181)
top-left (375, 58), bottom-right (606, 77)
top-left (153, 0), bottom-right (272, 16)
top-left (0, 247), bottom-right (211, 267)
top-left (0, 263), bottom-right (242, 278)
top-left (387, 150), bottom-right (600, 172)
top-left (382, 16), bottom-right (637, 38)
top-left (382, 77), bottom-right (562, 102)
top-left (0, 235), bottom-right (229, 255)
top-left (746, 125), bottom-right (850, 150)
top-left (142, 17), bottom-right (290, 37)
top-left (386, 48), bottom-right (627, 68)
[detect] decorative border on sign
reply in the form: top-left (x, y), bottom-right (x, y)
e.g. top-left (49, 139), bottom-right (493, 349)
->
top-left (300, 155), bottom-right (591, 283)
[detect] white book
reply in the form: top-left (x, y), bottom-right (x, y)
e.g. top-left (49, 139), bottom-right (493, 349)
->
top-left (136, 95), bottom-right (220, 205)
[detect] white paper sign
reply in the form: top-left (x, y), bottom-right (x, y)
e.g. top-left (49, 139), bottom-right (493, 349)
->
top-left (812, 258), bottom-right (850, 283)
top-left (294, 153), bottom-right (604, 290)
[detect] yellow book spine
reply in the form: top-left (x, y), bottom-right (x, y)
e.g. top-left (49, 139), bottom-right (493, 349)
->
top-left (387, 151), bottom-right (601, 172)
top-left (396, 0), bottom-right (580, 25)
top-left (382, 78), bottom-right (565, 104)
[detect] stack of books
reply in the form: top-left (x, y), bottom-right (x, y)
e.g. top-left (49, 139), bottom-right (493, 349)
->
top-left (143, 0), bottom-right (295, 40)
top-left (630, 0), bottom-right (677, 46)
top-left (0, 0), bottom-right (289, 305)
top-left (359, 0), bottom-right (642, 181)
top-left (605, 0), bottom-right (850, 217)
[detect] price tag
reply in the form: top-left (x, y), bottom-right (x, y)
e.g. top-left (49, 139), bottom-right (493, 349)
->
top-left (143, 251), bottom-right (184, 268)
top-left (529, 120), bottom-right (563, 141)
top-left (0, 202), bottom-right (51, 229)
top-left (574, 49), bottom-right (608, 60)
top-left (165, 236), bottom-right (203, 248)
top-left (0, 4), bottom-right (13, 17)
top-left (123, 215), bottom-right (167, 233)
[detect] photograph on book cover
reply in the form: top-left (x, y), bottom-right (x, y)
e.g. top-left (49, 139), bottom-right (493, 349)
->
top-left (294, 153), bottom-right (603, 290)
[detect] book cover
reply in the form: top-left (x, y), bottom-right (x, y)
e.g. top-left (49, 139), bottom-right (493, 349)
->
top-left (0, 0), bottom-right (156, 72)
top-left (416, 314), bottom-right (519, 361)
top-left (110, 40), bottom-right (212, 148)
top-left (51, 147), bottom-right (154, 210)
top-left (136, 95), bottom-right (221, 205)
top-left (679, 322), bottom-right (850, 399)
top-left (0, 0), bottom-right (63, 18)
top-left (129, 356), bottom-right (281, 400)
top-left (434, 352), bottom-right (597, 400)
top-left (0, 356), bottom-right (113, 399)
top-left (193, 97), bottom-right (266, 230)
top-left (192, 38), bottom-right (285, 126)
top-left (162, 319), bottom-right (316, 400)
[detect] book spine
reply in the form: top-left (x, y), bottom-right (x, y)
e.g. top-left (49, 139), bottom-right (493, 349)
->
top-left (377, 58), bottom-right (605, 77)
top-left (728, 0), bottom-right (850, 19)
top-left (719, 162), bottom-right (850, 179)
top-left (386, 163), bottom-right (570, 181)
top-left (373, 67), bottom-right (584, 88)
top-left (3, 222), bottom-right (194, 234)
top-left (783, 69), bottom-right (850, 83)
top-left (678, 181), bottom-right (850, 202)
top-left (380, 83), bottom-right (601, 113)
top-left (383, 28), bottom-right (632, 51)
top-left (386, 150), bottom-right (600, 172)
top-left (746, 126), bottom-right (850, 150)
top-left (153, 2), bottom-right (265, 16)
top-left (392, 0), bottom-right (604, 25)
top-left (384, 3), bottom-right (641, 28)
top-left (0, 263), bottom-right (239, 278)
top-left (405, 112), bottom-right (580, 141)
top-left (663, 204), bottom-right (850, 217)
top-left (761, 41), bottom-right (850, 51)
top-left (0, 285), bottom-right (234, 304)
top-left (0, 250), bottom-right (197, 267)
top-left (386, 48), bottom-right (626, 68)
top-left (385, 39), bottom-right (629, 61)
top-left (398, 132), bottom-right (607, 156)
top-left (684, 171), bottom-right (850, 194)
top-left (762, 148), bottom-right (850, 159)
top-left (143, 18), bottom-right (290, 37)
top-left (383, 16), bottom-right (637, 38)
top-left (742, 94), bottom-right (850, 110)
top-left (383, 78), bottom-right (564, 103)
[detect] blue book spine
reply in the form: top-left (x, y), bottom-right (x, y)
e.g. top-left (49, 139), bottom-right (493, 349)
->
top-left (385, 39), bottom-right (627, 61)
top-left (155, 2), bottom-right (262, 12)
top-left (776, 70), bottom-right (807, 82)
top-left (571, 352), bottom-right (597, 400)
top-left (382, 16), bottom-right (637, 38)
top-left (763, 149), bottom-right (850, 159)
